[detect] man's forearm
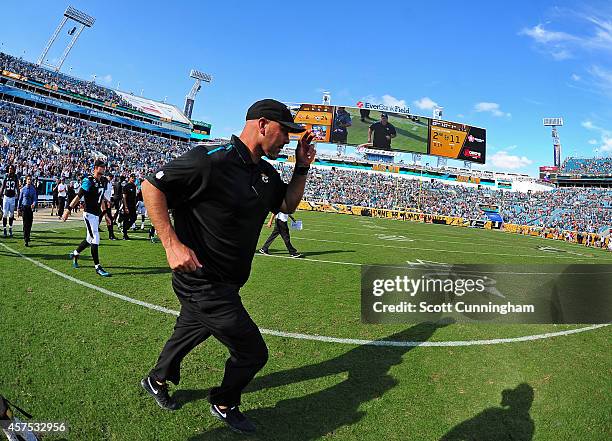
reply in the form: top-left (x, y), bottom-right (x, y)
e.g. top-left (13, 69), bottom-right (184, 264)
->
top-left (283, 173), bottom-right (307, 213)
top-left (67, 195), bottom-right (80, 210)
top-left (141, 180), bottom-right (178, 248)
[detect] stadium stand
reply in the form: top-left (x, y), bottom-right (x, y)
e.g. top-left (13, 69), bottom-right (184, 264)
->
top-left (561, 157), bottom-right (612, 175)
top-left (273, 163), bottom-right (612, 234)
top-left (0, 51), bottom-right (133, 109)
top-left (0, 101), bottom-right (189, 179)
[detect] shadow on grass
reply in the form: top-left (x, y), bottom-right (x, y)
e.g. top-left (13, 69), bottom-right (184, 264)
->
top-left (302, 249), bottom-right (355, 257)
top-left (263, 249), bottom-right (355, 258)
top-left (439, 383), bottom-right (534, 441)
top-left (186, 322), bottom-right (450, 440)
top-left (106, 265), bottom-right (172, 275)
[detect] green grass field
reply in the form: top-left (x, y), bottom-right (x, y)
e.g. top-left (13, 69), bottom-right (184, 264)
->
top-left (1, 210), bottom-right (610, 440)
top-left (345, 108), bottom-right (429, 153)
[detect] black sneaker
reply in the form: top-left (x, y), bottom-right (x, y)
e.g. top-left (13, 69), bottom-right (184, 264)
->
top-left (258, 248), bottom-right (270, 255)
top-left (141, 377), bottom-right (178, 411)
top-left (289, 252), bottom-right (303, 258)
top-left (210, 404), bottom-right (256, 434)
top-left (123, 235), bottom-right (131, 240)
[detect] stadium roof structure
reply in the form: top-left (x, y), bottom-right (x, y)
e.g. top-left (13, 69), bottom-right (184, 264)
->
top-left (114, 90), bottom-right (191, 125)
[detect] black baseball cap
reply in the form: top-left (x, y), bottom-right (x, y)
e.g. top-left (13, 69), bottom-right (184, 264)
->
top-left (246, 99), bottom-right (305, 133)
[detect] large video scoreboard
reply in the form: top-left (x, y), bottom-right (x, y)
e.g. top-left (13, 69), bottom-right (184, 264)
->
top-left (288, 103), bottom-right (486, 164)
top-left (190, 120), bottom-right (211, 141)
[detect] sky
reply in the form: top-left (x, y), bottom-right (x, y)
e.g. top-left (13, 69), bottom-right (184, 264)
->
top-left (1, 0), bottom-right (611, 176)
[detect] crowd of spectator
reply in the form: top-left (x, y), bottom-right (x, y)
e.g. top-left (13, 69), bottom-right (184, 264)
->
top-left (0, 101), bottom-right (189, 179)
top-left (0, 52), bottom-right (133, 109)
top-left (274, 164), bottom-right (612, 234)
top-left (561, 157), bottom-right (612, 175)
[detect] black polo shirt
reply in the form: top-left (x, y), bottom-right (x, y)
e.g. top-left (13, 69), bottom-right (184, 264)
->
top-left (146, 135), bottom-right (287, 291)
top-left (122, 182), bottom-right (138, 209)
top-left (370, 121), bottom-right (396, 150)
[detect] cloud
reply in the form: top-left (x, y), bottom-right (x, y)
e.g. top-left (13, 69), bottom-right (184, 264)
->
top-left (523, 97), bottom-right (544, 105)
top-left (413, 96), bottom-right (438, 110)
top-left (474, 102), bottom-right (511, 117)
top-left (489, 151), bottom-right (533, 169)
top-left (582, 119), bottom-right (610, 135)
top-left (551, 49), bottom-right (572, 60)
top-left (520, 12), bottom-right (612, 62)
top-left (571, 73), bottom-right (581, 81)
top-left (102, 74), bottom-right (113, 84)
top-left (381, 94), bottom-right (408, 108)
top-left (519, 24), bottom-right (578, 44)
top-left (582, 120), bottom-right (612, 153)
top-left (588, 65), bottom-right (612, 95)
top-left (363, 94), bottom-right (409, 109)
top-left (597, 137), bottom-right (612, 152)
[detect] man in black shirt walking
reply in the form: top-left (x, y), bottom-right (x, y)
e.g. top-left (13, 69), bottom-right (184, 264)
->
top-left (140, 99), bottom-right (315, 434)
top-left (121, 174), bottom-right (138, 240)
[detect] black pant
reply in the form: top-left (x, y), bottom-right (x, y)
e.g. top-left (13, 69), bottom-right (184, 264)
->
top-left (57, 196), bottom-right (66, 217)
top-left (261, 219), bottom-right (297, 254)
top-left (149, 282), bottom-right (268, 407)
top-left (22, 206), bottom-right (33, 243)
top-left (122, 208), bottom-right (137, 236)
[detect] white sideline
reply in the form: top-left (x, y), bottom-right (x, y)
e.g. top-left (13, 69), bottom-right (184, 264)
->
top-left (0, 241), bottom-right (608, 347)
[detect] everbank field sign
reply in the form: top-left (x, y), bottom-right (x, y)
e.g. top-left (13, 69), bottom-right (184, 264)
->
top-left (356, 101), bottom-right (411, 115)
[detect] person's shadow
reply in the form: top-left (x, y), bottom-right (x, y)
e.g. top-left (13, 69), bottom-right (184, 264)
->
top-left (187, 321), bottom-right (451, 440)
top-left (440, 383), bottom-right (535, 441)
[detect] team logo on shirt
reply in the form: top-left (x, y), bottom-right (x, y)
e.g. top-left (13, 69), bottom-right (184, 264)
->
top-left (261, 173), bottom-right (269, 184)
top-left (156, 171), bottom-right (164, 179)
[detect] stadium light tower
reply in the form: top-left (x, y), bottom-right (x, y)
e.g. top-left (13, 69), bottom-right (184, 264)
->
top-left (543, 117), bottom-right (564, 167)
top-left (37, 6), bottom-right (95, 72)
top-left (322, 91), bottom-right (331, 106)
top-left (184, 69), bottom-right (212, 119)
top-left (432, 106), bottom-right (443, 120)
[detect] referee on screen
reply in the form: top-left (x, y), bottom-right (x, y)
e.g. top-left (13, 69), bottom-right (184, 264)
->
top-left (140, 99), bottom-right (315, 434)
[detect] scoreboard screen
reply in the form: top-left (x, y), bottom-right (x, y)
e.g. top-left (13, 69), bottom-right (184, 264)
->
top-left (289, 104), bottom-right (334, 143)
top-left (286, 103), bottom-right (486, 164)
top-left (191, 120), bottom-right (211, 141)
top-left (430, 119), bottom-right (486, 163)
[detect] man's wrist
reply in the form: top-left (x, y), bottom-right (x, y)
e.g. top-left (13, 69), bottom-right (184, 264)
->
top-left (294, 164), bottom-right (310, 176)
